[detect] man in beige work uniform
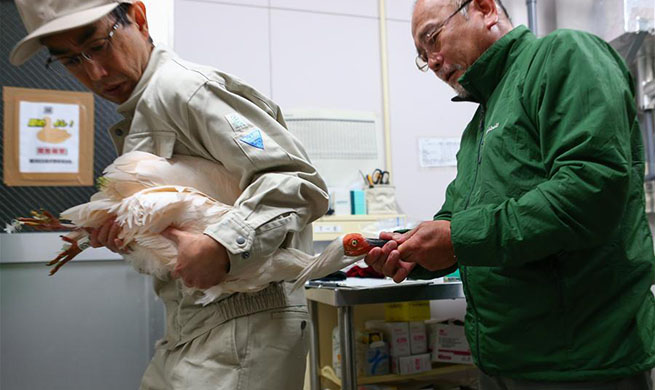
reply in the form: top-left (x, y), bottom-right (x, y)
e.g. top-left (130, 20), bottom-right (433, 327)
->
top-left (10, 1), bottom-right (329, 389)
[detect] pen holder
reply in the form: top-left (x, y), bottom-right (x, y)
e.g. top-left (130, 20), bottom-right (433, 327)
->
top-left (365, 185), bottom-right (398, 214)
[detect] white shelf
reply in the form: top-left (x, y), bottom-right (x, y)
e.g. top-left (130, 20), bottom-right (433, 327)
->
top-left (320, 364), bottom-right (475, 387)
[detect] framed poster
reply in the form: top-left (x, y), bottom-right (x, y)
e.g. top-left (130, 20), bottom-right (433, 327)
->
top-left (3, 87), bottom-right (94, 186)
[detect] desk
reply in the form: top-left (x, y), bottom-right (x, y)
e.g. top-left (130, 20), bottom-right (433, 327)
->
top-left (305, 280), bottom-right (465, 390)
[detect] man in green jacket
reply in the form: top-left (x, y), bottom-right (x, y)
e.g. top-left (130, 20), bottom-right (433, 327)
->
top-left (365, 0), bottom-right (655, 387)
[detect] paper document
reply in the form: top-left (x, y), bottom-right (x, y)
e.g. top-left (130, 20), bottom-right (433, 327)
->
top-left (418, 137), bottom-right (460, 167)
top-left (307, 277), bottom-right (451, 289)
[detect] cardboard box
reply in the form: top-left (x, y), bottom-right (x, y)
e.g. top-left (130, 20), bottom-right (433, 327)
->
top-left (332, 327), bottom-right (368, 377)
top-left (383, 322), bottom-right (411, 357)
top-left (391, 353), bottom-right (431, 375)
top-left (332, 326), bottom-right (342, 376)
top-left (429, 321), bottom-right (473, 365)
top-left (384, 301), bottom-right (430, 322)
top-left (365, 341), bottom-right (390, 376)
top-left (365, 320), bottom-right (410, 358)
top-left (409, 321), bottom-right (427, 354)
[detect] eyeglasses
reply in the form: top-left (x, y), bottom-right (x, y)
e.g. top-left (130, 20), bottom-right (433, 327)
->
top-left (415, 0), bottom-right (472, 72)
top-left (45, 21), bottom-right (120, 73)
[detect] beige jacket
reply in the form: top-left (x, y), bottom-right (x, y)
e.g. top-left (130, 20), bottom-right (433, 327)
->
top-left (108, 47), bottom-right (328, 347)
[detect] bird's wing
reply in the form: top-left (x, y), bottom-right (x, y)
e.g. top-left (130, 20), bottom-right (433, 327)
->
top-left (112, 186), bottom-right (232, 277)
top-left (99, 151), bottom-right (164, 198)
top-left (113, 186), bottom-right (230, 238)
top-left (102, 151), bottom-right (241, 204)
top-left (168, 154), bottom-right (242, 204)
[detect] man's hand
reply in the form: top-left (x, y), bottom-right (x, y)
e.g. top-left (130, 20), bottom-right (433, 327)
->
top-left (364, 221), bottom-right (456, 283)
top-left (396, 220), bottom-right (456, 271)
top-left (161, 226), bottom-right (230, 289)
top-left (87, 217), bottom-right (130, 254)
top-left (364, 231), bottom-right (416, 283)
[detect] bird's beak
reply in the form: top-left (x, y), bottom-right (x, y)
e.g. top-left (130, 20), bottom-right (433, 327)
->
top-left (365, 238), bottom-right (388, 247)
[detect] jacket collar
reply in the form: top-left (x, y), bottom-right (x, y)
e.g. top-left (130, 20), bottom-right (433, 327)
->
top-left (454, 25), bottom-right (535, 104)
top-left (117, 46), bottom-right (172, 119)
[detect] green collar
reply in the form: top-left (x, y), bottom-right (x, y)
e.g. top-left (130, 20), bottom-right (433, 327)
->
top-left (456, 25), bottom-right (535, 104)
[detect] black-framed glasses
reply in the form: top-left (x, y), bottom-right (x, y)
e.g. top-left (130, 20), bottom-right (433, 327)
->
top-left (415, 0), bottom-right (472, 72)
top-left (45, 21), bottom-right (120, 73)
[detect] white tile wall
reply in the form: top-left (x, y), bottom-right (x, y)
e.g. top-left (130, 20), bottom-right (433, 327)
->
top-left (385, 0), bottom-right (414, 22)
top-left (270, 0), bottom-right (379, 18)
top-left (269, 9), bottom-right (382, 113)
top-left (174, 0), bottom-right (272, 95)
top-left (177, 0), bottom-right (270, 7)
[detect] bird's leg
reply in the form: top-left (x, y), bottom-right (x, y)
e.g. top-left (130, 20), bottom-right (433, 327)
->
top-left (47, 232), bottom-right (90, 275)
top-left (16, 209), bottom-right (75, 231)
top-left (14, 209), bottom-right (87, 274)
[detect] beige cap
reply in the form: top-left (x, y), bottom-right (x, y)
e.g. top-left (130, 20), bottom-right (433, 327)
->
top-left (10, 0), bottom-right (134, 66)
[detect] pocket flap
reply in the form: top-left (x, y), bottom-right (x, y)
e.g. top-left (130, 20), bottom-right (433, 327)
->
top-left (123, 131), bottom-right (176, 158)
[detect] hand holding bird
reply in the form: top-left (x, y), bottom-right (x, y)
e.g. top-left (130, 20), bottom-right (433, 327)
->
top-left (162, 226), bottom-right (230, 289)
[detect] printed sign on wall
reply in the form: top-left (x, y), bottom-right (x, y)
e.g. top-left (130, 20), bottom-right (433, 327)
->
top-left (3, 87), bottom-right (94, 186)
top-left (18, 101), bottom-right (81, 173)
top-left (418, 137), bottom-right (460, 168)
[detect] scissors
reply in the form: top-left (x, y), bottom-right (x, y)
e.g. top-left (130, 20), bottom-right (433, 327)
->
top-left (371, 168), bottom-right (390, 185)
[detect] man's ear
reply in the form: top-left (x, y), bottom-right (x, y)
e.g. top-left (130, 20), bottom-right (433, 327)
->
top-left (473, 0), bottom-right (499, 29)
top-left (130, 1), bottom-right (150, 38)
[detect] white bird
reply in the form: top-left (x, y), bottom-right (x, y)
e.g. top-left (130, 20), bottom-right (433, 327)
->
top-left (17, 152), bottom-right (386, 305)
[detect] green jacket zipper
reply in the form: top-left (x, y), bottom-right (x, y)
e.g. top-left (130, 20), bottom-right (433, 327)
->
top-left (461, 105), bottom-right (486, 373)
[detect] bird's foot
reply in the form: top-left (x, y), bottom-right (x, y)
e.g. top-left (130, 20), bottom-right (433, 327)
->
top-left (17, 209), bottom-right (75, 231)
top-left (47, 235), bottom-right (90, 275)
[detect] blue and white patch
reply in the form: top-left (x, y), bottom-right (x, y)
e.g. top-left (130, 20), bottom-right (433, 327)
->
top-left (225, 113), bottom-right (252, 132)
top-left (239, 129), bottom-right (264, 150)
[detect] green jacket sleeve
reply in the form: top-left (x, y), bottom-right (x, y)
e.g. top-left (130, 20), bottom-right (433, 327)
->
top-left (452, 33), bottom-right (634, 267)
top-left (434, 179), bottom-right (458, 222)
top-left (408, 180), bottom-right (461, 279)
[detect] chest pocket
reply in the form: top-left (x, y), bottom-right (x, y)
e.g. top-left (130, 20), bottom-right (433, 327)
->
top-left (480, 120), bottom-right (545, 199)
top-left (122, 131), bottom-right (176, 158)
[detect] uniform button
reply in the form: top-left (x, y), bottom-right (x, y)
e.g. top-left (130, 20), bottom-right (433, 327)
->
top-left (115, 129), bottom-right (124, 136)
top-left (236, 236), bottom-right (246, 245)
top-left (241, 251), bottom-right (250, 259)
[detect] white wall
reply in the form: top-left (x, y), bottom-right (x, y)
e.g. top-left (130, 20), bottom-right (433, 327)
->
top-left (142, 0), bottom-right (175, 47)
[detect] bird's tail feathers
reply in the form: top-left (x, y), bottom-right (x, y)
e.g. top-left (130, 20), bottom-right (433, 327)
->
top-left (290, 236), bottom-right (349, 291)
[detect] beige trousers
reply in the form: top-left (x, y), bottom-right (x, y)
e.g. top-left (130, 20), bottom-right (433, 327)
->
top-left (140, 306), bottom-right (309, 390)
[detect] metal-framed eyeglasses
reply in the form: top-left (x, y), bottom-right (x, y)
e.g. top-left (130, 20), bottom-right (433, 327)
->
top-left (45, 21), bottom-right (120, 73)
top-left (415, 0), bottom-right (472, 72)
